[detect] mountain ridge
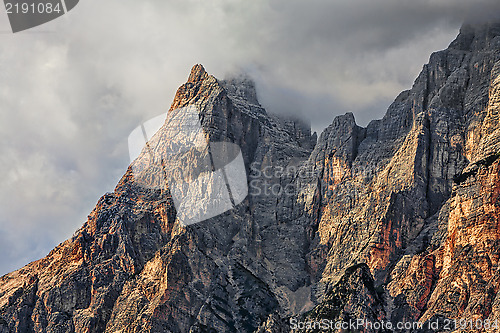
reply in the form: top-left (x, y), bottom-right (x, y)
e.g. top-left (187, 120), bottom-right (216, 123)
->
top-left (1, 21), bottom-right (500, 332)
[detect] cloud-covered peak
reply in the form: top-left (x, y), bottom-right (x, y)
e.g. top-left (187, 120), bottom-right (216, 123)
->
top-left (448, 21), bottom-right (500, 51)
top-left (222, 72), bottom-right (260, 106)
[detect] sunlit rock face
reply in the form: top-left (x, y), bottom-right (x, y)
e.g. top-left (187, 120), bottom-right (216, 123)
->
top-left (1, 22), bottom-right (500, 333)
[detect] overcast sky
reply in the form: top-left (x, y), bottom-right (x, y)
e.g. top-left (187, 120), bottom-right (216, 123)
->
top-left (0, 0), bottom-right (499, 276)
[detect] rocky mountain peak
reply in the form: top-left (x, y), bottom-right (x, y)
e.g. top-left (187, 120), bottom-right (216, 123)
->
top-left (168, 63), bottom-right (220, 113)
top-left (187, 63), bottom-right (209, 83)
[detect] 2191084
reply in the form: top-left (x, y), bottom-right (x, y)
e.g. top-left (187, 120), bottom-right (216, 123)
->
top-left (5, 2), bottom-right (62, 14)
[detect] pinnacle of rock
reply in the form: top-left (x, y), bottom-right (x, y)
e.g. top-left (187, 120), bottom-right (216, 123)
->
top-left (187, 63), bottom-right (209, 83)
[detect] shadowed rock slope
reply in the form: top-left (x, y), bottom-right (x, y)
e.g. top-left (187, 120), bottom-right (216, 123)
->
top-left (1, 22), bottom-right (500, 332)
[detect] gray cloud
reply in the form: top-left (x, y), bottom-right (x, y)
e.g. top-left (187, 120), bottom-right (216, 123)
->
top-left (0, 0), bottom-right (499, 275)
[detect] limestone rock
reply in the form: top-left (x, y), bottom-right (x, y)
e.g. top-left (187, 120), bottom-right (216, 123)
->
top-left (1, 22), bottom-right (500, 333)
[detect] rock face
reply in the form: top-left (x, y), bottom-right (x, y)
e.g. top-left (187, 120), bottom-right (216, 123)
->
top-left (1, 22), bottom-right (500, 333)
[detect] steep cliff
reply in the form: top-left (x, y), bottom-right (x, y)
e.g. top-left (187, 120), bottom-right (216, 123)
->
top-left (1, 22), bottom-right (500, 333)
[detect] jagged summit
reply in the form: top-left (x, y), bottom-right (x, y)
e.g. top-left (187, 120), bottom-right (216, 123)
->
top-left (187, 63), bottom-right (208, 82)
top-left (448, 21), bottom-right (500, 51)
top-left (169, 63), bottom-right (219, 112)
